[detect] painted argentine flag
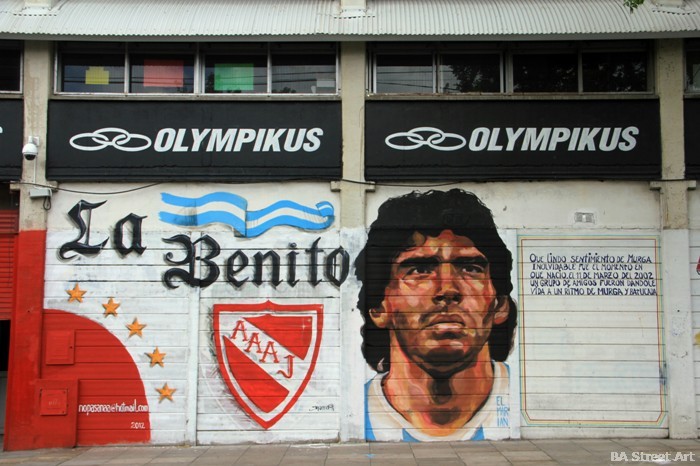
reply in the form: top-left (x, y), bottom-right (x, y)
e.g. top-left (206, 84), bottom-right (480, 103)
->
top-left (158, 192), bottom-right (335, 237)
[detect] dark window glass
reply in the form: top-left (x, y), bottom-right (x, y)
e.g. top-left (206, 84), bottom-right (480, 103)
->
top-left (513, 53), bottom-right (577, 92)
top-left (375, 54), bottom-right (432, 93)
top-left (271, 54), bottom-right (335, 94)
top-left (0, 49), bottom-right (21, 91)
top-left (204, 54), bottom-right (267, 93)
top-left (130, 54), bottom-right (194, 93)
top-left (0, 320), bottom-right (9, 371)
top-left (440, 54), bottom-right (500, 93)
top-left (687, 50), bottom-right (700, 92)
top-left (61, 53), bottom-right (124, 93)
top-left (583, 51), bottom-right (647, 92)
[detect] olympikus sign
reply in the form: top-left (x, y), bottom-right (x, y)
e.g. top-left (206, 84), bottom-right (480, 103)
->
top-left (366, 100), bottom-right (662, 180)
top-left (48, 101), bottom-right (342, 181)
top-left (69, 127), bottom-right (325, 153)
top-left (385, 126), bottom-right (640, 153)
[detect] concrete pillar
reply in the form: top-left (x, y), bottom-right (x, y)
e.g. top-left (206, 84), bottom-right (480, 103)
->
top-left (337, 41), bottom-right (370, 441)
top-left (654, 38), bottom-right (698, 438)
top-left (19, 41), bottom-right (52, 231)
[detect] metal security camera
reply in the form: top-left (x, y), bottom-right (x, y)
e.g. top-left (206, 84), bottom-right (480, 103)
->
top-left (22, 137), bottom-right (39, 161)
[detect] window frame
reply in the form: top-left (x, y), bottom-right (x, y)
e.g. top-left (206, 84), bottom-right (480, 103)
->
top-left (0, 41), bottom-right (23, 94)
top-left (438, 50), bottom-right (504, 94)
top-left (202, 43), bottom-right (269, 95)
top-left (269, 42), bottom-right (339, 95)
top-left (373, 51), bottom-right (435, 94)
top-left (128, 43), bottom-right (197, 95)
top-left (685, 39), bottom-right (700, 93)
top-left (56, 42), bottom-right (127, 94)
top-left (370, 41), bottom-right (653, 96)
top-left (55, 42), bottom-right (339, 97)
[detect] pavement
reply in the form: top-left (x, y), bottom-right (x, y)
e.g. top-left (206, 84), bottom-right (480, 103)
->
top-left (1, 438), bottom-right (699, 466)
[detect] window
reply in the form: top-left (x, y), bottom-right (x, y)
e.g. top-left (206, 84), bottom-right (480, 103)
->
top-left (512, 52), bottom-right (577, 92)
top-left (204, 47), bottom-right (267, 94)
top-left (440, 53), bottom-right (501, 93)
top-left (0, 43), bottom-right (21, 92)
top-left (129, 47), bottom-right (195, 94)
top-left (375, 54), bottom-right (433, 93)
top-left (60, 44), bottom-right (125, 93)
top-left (688, 51), bottom-right (700, 91)
top-left (271, 53), bottom-right (336, 94)
top-left (57, 42), bottom-right (338, 95)
top-left (686, 40), bottom-right (700, 92)
top-left (582, 51), bottom-right (647, 92)
top-left (371, 42), bottom-right (650, 95)
top-left (271, 44), bottom-right (337, 94)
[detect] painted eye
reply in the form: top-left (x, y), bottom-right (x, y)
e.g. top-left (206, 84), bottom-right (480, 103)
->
top-left (407, 263), bottom-right (435, 275)
top-left (399, 259), bottom-right (438, 277)
top-left (460, 263), bottom-right (485, 274)
top-left (454, 258), bottom-right (488, 275)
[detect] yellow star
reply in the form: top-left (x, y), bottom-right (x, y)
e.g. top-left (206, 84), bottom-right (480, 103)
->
top-left (102, 298), bottom-right (120, 317)
top-left (66, 284), bottom-right (87, 303)
top-left (126, 318), bottom-right (146, 338)
top-left (146, 347), bottom-right (166, 367)
top-left (156, 383), bottom-right (176, 402)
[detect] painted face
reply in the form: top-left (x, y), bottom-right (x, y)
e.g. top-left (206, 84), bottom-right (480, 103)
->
top-left (370, 230), bottom-right (509, 377)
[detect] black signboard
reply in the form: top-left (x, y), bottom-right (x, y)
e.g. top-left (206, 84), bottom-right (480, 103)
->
top-left (0, 100), bottom-right (23, 181)
top-left (685, 98), bottom-right (700, 179)
top-left (366, 100), bottom-right (661, 180)
top-left (48, 101), bottom-right (341, 181)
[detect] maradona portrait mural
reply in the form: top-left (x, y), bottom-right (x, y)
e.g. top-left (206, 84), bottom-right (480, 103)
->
top-left (355, 189), bottom-right (517, 441)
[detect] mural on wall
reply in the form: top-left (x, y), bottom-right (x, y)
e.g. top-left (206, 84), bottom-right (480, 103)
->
top-left (213, 301), bottom-right (323, 429)
top-left (519, 237), bottom-right (665, 427)
top-left (158, 192), bottom-right (335, 237)
top-left (355, 189), bottom-right (517, 441)
top-left (44, 184), bottom-right (344, 445)
top-left (43, 307), bottom-right (152, 445)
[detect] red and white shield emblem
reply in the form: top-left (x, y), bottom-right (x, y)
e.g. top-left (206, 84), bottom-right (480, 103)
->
top-left (213, 301), bottom-right (323, 429)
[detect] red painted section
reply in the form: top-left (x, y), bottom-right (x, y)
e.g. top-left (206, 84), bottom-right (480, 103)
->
top-left (213, 301), bottom-right (323, 429)
top-left (224, 335), bottom-right (289, 412)
top-left (245, 315), bottom-right (313, 359)
top-left (0, 210), bottom-right (18, 321)
top-left (4, 230), bottom-right (48, 451)
top-left (42, 310), bottom-right (151, 446)
top-left (4, 230), bottom-right (150, 450)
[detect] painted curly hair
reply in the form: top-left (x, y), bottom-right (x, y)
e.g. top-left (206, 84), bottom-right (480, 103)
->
top-left (354, 189), bottom-right (517, 372)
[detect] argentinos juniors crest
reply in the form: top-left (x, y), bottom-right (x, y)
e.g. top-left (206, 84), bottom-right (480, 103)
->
top-left (213, 301), bottom-right (323, 429)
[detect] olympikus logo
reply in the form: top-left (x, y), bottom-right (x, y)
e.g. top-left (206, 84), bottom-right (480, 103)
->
top-left (70, 127), bottom-right (324, 153)
top-left (385, 126), bottom-right (640, 152)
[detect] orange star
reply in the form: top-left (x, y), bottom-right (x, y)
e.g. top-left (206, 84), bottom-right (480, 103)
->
top-left (66, 284), bottom-right (87, 303)
top-left (146, 347), bottom-right (166, 367)
top-left (126, 318), bottom-right (146, 338)
top-left (102, 298), bottom-right (120, 317)
top-left (156, 383), bottom-right (176, 402)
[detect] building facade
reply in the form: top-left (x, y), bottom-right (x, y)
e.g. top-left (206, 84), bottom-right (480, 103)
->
top-left (1, 0), bottom-right (699, 450)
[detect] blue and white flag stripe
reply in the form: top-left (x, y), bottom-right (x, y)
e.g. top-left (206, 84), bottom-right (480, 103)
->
top-left (159, 192), bottom-right (335, 237)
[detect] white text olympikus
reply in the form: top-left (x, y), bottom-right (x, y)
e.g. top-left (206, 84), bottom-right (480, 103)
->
top-left (385, 126), bottom-right (639, 152)
top-left (69, 127), bottom-right (324, 153)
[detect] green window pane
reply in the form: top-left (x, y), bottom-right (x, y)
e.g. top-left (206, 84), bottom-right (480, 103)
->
top-left (215, 63), bottom-right (254, 91)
